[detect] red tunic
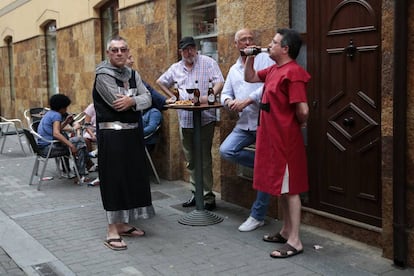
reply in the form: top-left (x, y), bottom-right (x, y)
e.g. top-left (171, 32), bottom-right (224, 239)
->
top-left (253, 61), bottom-right (311, 196)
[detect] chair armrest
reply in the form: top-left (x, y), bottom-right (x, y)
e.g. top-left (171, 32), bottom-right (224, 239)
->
top-left (0, 116), bottom-right (24, 129)
top-left (30, 130), bottom-right (61, 145)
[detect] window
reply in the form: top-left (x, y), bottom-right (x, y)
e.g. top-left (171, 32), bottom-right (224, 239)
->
top-left (179, 0), bottom-right (217, 61)
top-left (45, 21), bottom-right (59, 96)
top-left (4, 36), bottom-right (15, 100)
top-left (100, 1), bottom-right (119, 59)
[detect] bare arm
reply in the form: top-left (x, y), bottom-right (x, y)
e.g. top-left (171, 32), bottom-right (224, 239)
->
top-left (84, 114), bottom-right (96, 140)
top-left (227, 97), bottom-right (254, 112)
top-left (296, 102), bottom-right (309, 126)
top-left (52, 121), bottom-right (77, 154)
top-left (156, 79), bottom-right (175, 98)
top-left (200, 81), bottom-right (224, 104)
top-left (213, 81), bottom-right (224, 96)
top-left (244, 56), bottom-right (262, 83)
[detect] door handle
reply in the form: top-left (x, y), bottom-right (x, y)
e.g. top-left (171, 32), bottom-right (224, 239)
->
top-left (343, 117), bottom-right (355, 127)
top-left (345, 38), bottom-right (357, 59)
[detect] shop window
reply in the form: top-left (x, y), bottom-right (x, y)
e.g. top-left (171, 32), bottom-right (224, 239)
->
top-left (180, 0), bottom-right (217, 61)
top-left (45, 21), bottom-right (58, 96)
top-left (100, 1), bottom-right (119, 59)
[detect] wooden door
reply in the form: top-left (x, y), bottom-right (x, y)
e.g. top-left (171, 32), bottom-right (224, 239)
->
top-left (306, 0), bottom-right (382, 226)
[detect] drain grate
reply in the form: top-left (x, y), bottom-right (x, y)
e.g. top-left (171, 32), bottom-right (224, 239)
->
top-left (32, 263), bottom-right (61, 276)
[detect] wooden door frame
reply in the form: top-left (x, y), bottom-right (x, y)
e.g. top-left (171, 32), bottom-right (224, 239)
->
top-left (305, 0), bottom-right (322, 209)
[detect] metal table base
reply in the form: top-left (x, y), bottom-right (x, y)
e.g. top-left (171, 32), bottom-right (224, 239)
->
top-left (168, 104), bottom-right (223, 226)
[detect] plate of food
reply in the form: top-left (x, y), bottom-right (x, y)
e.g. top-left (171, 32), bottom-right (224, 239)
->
top-left (169, 100), bottom-right (194, 106)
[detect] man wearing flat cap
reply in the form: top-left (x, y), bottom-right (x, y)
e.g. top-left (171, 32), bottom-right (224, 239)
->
top-left (157, 36), bottom-right (224, 211)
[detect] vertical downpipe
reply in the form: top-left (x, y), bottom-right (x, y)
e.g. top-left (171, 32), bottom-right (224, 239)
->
top-left (393, 0), bottom-right (408, 268)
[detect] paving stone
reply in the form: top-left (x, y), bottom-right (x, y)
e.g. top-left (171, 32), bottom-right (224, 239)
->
top-left (0, 134), bottom-right (413, 276)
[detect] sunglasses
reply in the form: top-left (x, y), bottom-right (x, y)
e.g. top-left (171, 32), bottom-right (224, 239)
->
top-left (109, 47), bottom-right (128, 53)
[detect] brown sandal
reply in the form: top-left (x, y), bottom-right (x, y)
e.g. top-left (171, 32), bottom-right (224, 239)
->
top-left (104, 237), bottom-right (127, 251)
top-left (263, 233), bottom-right (287, 243)
top-left (270, 243), bottom-right (303, 258)
top-left (119, 227), bottom-right (145, 237)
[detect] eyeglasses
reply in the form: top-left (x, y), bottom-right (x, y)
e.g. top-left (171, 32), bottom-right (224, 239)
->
top-left (109, 47), bottom-right (129, 53)
top-left (181, 47), bottom-right (196, 53)
top-left (238, 37), bottom-right (254, 43)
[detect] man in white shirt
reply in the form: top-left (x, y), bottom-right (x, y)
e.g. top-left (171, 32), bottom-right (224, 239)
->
top-left (220, 28), bottom-right (275, 231)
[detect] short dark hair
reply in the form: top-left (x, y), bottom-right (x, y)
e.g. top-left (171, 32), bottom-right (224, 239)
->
top-left (277, 28), bottom-right (302, 59)
top-left (49, 94), bottom-right (71, 111)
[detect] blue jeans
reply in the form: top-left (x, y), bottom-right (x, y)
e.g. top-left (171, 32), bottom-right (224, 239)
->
top-left (251, 191), bottom-right (271, 221)
top-left (219, 127), bottom-right (271, 221)
top-left (39, 137), bottom-right (88, 176)
top-left (219, 127), bottom-right (256, 168)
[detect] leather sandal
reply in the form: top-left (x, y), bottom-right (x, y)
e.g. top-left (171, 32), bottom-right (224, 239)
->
top-left (263, 233), bottom-right (287, 243)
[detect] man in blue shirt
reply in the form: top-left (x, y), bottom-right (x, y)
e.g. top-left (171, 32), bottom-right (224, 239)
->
top-left (220, 29), bottom-right (274, 231)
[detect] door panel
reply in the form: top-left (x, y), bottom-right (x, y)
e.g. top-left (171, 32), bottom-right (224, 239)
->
top-left (307, 0), bottom-right (382, 226)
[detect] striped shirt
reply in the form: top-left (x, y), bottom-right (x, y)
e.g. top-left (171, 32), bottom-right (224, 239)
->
top-left (157, 54), bottom-right (224, 128)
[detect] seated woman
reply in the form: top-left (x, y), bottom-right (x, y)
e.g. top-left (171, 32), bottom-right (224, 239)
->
top-left (141, 81), bottom-right (173, 150)
top-left (37, 94), bottom-right (94, 184)
top-left (74, 103), bottom-right (99, 164)
top-left (142, 107), bottom-right (162, 151)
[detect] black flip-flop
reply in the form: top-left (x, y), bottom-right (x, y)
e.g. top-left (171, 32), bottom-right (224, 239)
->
top-left (263, 233), bottom-right (287, 243)
top-left (120, 227), bottom-right (145, 237)
top-left (104, 237), bottom-right (127, 251)
top-left (270, 243), bottom-right (303, 258)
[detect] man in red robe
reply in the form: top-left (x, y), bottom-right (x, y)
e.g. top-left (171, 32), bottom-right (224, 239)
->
top-left (244, 28), bottom-right (310, 258)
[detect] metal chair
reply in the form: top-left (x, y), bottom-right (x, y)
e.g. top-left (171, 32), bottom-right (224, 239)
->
top-left (23, 122), bottom-right (81, 191)
top-left (0, 116), bottom-right (28, 155)
top-left (144, 124), bottom-right (161, 184)
top-left (71, 111), bottom-right (87, 137)
top-left (23, 107), bottom-right (50, 128)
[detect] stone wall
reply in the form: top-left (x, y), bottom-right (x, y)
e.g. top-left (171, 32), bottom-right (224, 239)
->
top-left (10, 37), bottom-right (48, 122)
top-left (57, 19), bottom-right (101, 113)
top-left (380, 0), bottom-right (395, 261)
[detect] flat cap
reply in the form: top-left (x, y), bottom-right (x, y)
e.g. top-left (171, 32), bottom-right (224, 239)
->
top-left (179, 36), bottom-right (196, 49)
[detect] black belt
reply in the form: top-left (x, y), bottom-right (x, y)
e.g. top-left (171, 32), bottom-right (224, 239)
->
top-left (99, 122), bottom-right (139, 130)
top-left (259, 102), bottom-right (270, 112)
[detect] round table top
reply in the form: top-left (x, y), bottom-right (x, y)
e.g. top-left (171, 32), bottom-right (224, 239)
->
top-left (164, 102), bottom-right (222, 110)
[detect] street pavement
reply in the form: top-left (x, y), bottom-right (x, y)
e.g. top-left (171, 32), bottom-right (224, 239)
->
top-left (0, 133), bottom-right (413, 276)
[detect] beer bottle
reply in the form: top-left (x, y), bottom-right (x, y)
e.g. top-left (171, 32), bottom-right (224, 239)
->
top-left (193, 80), bottom-right (201, 106)
top-left (240, 47), bottom-right (269, 56)
top-left (173, 81), bottom-right (180, 101)
top-left (207, 79), bottom-right (215, 105)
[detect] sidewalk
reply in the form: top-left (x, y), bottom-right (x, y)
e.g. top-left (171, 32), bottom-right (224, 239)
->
top-left (0, 134), bottom-right (413, 275)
